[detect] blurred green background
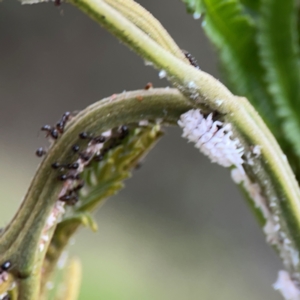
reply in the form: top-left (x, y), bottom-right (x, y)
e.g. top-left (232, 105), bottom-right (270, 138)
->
top-left (0, 1), bottom-right (282, 299)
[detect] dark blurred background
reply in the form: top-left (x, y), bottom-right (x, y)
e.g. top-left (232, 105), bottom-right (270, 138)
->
top-left (0, 1), bottom-right (282, 299)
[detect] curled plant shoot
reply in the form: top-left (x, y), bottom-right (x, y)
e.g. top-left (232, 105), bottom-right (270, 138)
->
top-left (3, 0), bottom-right (300, 300)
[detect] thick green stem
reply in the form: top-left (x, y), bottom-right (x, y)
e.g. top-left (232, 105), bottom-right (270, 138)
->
top-left (40, 123), bottom-right (164, 297)
top-left (69, 0), bottom-right (300, 274)
top-left (0, 88), bottom-right (192, 299)
top-left (54, 257), bottom-right (82, 300)
top-left (8, 0), bottom-right (300, 298)
top-left (104, 0), bottom-right (189, 63)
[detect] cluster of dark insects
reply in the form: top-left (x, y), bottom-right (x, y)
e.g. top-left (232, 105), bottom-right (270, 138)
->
top-left (36, 110), bottom-right (130, 206)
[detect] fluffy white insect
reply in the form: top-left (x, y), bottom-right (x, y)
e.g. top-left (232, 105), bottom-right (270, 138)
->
top-left (252, 145), bottom-right (262, 157)
top-left (179, 110), bottom-right (300, 293)
top-left (0, 294), bottom-right (9, 300)
top-left (158, 70), bottom-right (167, 79)
top-left (273, 271), bottom-right (300, 300)
top-left (178, 109), bottom-right (244, 174)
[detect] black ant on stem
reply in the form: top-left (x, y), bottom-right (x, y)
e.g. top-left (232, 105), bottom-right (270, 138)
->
top-left (78, 132), bottom-right (106, 144)
top-left (58, 179), bottom-right (85, 205)
top-left (0, 261), bottom-right (11, 274)
top-left (36, 116), bottom-right (133, 206)
top-left (59, 192), bottom-right (78, 206)
top-left (41, 125), bottom-right (59, 140)
top-left (36, 147), bottom-right (46, 157)
top-left (56, 111), bottom-right (71, 134)
top-left (51, 162), bottom-right (79, 170)
top-left (182, 49), bottom-right (200, 69)
top-left (36, 111), bottom-right (73, 157)
top-left (41, 111), bottom-right (72, 140)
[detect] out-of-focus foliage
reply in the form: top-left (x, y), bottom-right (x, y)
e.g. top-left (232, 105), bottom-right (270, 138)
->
top-left (257, 0), bottom-right (300, 157)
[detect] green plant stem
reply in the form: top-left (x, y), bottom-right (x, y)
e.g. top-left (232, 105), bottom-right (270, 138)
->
top-left (69, 0), bottom-right (300, 273)
top-left (40, 125), bottom-right (164, 297)
top-left (104, 0), bottom-right (189, 63)
top-left (54, 257), bottom-right (82, 300)
top-left (0, 88), bottom-right (192, 300)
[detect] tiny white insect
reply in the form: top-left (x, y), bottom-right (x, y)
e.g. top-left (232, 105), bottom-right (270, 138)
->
top-left (178, 109), bottom-right (244, 174)
top-left (273, 271), bottom-right (300, 300)
top-left (158, 70), bottom-right (167, 79)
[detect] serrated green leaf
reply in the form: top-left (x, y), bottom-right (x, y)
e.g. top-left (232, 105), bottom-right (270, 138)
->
top-left (257, 0), bottom-right (300, 158)
top-left (185, 0), bottom-right (300, 180)
top-left (182, 0), bottom-right (280, 138)
top-left (62, 212), bottom-right (98, 232)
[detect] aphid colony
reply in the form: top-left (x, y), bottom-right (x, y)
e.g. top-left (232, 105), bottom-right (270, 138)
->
top-left (36, 111), bottom-right (130, 206)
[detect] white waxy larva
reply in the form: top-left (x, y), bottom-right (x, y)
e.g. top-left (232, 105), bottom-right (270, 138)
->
top-left (179, 108), bottom-right (300, 287)
top-left (178, 109), bottom-right (244, 173)
top-left (273, 271), bottom-right (300, 300)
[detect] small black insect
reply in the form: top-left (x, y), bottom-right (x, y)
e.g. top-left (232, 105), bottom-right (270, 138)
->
top-left (54, 0), bottom-right (61, 6)
top-left (51, 129), bottom-right (59, 139)
top-left (119, 125), bottom-right (129, 139)
top-left (1, 261), bottom-right (11, 271)
top-left (59, 192), bottom-right (78, 205)
top-left (41, 125), bottom-right (52, 132)
top-left (72, 145), bottom-right (80, 153)
top-left (58, 174), bottom-right (68, 181)
top-left (72, 180), bottom-right (85, 192)
top-left (121, 125), bottom-right (129, 134)
top-left (67, 162), bottom-right (79, 170)
top-left (79, 132), bottom-right (89, 139)
top-left (36, 147), bottom-right (46, 157)
top-left (182, 49), bottom-right (200, 69)
top-left (56, 111), bottom-right (71, 134)
top-left (41, 125), bottom-right (59, 140)
top-left (51, 162), bottom-right (61, 169)
top-left (92, 135), bottom-right (106, 144)
top-left (56, 122), bottom-right (64, 134)
top-left (79, 152), bottom-right (91, 162)
top-left (58, 173), bottom-right (80, 181)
